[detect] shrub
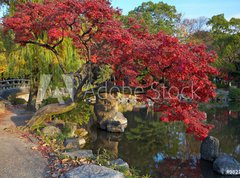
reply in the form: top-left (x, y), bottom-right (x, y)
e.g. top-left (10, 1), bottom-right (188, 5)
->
top-left (8, 95), bottom-right (26, 105)
top-left (56, 100), bottom-right (93, 126)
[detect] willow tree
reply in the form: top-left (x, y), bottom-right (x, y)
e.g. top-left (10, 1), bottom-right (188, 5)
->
top-left (1, 0), bottom-right (82, 107)
top-left (3, 0), bottom-right (218, 139)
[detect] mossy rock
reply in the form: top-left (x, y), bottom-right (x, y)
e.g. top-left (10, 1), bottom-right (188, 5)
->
top-left (27, 102), bottom-right (77, 131)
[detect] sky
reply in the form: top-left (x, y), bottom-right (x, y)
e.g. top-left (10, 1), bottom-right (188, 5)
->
top-left (111, 0), bottom-right (240, 20)
top-left (0, 0), bottom-right (240, 20)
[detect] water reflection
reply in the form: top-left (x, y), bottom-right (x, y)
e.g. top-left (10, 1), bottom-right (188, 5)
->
top-left (86, 102), bottom-right (240, 177)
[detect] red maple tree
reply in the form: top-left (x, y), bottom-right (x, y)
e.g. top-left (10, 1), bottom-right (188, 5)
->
top-left (3, 0), bottom-right (218, 140)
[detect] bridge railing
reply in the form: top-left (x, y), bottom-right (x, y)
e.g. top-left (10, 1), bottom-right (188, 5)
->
top-left (0, 79), bottom-right (30, 91)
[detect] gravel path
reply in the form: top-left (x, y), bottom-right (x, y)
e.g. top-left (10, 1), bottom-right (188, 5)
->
top-left (0, 106), bottom-right (48, 178)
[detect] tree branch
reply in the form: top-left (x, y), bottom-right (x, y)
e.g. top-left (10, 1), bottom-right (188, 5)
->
top-left (52, 29), bottom-right (64, 49)
top-left (21, 40), bottom-right (67, 74)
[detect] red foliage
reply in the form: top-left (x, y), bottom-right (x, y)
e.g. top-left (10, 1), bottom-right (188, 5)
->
top-left (3, 0), bottom-right (219, 140)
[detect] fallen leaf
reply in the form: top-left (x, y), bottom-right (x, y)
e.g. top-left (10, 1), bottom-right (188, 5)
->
top-left (31, 146), bottom-right (38, 150)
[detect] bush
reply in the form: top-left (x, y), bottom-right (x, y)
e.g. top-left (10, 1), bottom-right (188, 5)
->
top-left (229, 87), bottom-right (240, 101)
top-left (41, 96), bottom-right (70, 106)
top-left (8, 95), bottom-right (26, 105)
top-left (56, 100), bottom-right (93, 126)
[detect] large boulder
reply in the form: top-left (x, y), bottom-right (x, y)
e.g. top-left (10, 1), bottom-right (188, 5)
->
top-left (106, 112), bottom-right (127, 133)
top-left (94, 93), bottom-right (127, 133)
top-left (42, 126), bottom-right (61, 137)
top-left (213, 155), bottom-right (240, 175)
top-left (60, 164), bottom-right (125, 178)
top-left (200, 136), bottom-right (219, 162)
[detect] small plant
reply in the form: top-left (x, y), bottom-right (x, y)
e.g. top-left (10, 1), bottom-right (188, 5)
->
top-left (95, 148), bottom-right (116, 167)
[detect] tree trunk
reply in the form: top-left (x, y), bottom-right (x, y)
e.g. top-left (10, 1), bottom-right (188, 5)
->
top-left (27, 86), bottom-right (38, 110)
top-left (26, 102), bottom-right (77, 131)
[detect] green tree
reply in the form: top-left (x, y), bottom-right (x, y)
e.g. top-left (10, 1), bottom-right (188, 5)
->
top-left (208, 14), bottom-right (240, 86)
top-left (122, 1), bottom-right (182, 35)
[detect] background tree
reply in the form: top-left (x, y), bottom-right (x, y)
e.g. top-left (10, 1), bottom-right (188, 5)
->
top-left (208, 14), bottom-right (240, 86)
top-left (178, 17), bottom-right (209, 42)
top-left (122, 1), bottom-right (182, 35)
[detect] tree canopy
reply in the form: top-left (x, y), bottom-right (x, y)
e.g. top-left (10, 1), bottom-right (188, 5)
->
top-left (208, 14), bottom-right (240, 83)
top-left (3, 0), bottom-right (218, 139)
top-left (122, 1), bottom-right (182, 34)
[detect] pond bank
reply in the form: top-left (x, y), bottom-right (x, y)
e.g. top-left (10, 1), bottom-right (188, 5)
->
top-left (0, 104), bottom-right (131, 178)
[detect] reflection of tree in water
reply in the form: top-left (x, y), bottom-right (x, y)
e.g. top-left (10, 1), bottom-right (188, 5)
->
top-left (157, 158), bottom-right (203, 178)
top-left (118, 109), bottom-right (201, 176)
top-left (87, 104), bottom-right (240, 176)
top-left (86, 125), bottom-right (122, 157)
top-left (125, 116), bottom-right (183, 157)
top-left (204, 103), bottom-right (240, 160)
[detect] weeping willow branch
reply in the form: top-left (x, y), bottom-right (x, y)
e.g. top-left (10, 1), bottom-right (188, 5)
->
top-left (21, 40), bottom-right (67, 74)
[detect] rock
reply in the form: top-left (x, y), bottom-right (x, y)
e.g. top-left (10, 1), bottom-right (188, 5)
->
top-left (75, 128), bottom-right (88, 137)
top-left (200, 136), bottom-right (219, 162)
top-left (106, 112), bottom-right (127, 133)
top-left (42, 126), bottom-right (61, 137)
top-left (64, 138), bottom-right (79, 150)
top-left (78, 138), bottom-right (86, 148)
top-left (94, 93), bottom-right (128, 133)
top-left (63, 150), bottom-right (94, 159)
top-left (110, 158), bottom-right (129, 170)
top-left (213, 155), bottom-right (240, 175)
top-left (60, 164), bottom-right (125, 178)
top-left (235, 145), bottom-right (240, 155)
top-left (64, 138), bottom-right (86, 149)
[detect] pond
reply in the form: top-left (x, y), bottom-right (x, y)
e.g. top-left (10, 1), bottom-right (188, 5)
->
top-left (85, 102), bottom-right (240, 177)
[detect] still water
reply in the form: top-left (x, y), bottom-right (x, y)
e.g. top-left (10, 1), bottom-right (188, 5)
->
top-left (85, 102), bottom-right (240, 177)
